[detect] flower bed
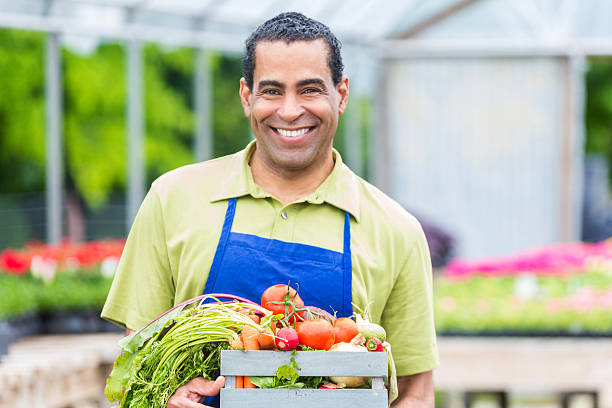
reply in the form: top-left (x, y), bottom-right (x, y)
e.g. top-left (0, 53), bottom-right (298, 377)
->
top-left (0, 239), bottom-right (125, 351)
top-left (434, 240), bottom-right (612, 336)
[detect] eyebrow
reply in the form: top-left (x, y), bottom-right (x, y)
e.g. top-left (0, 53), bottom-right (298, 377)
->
top-left (257, 78), bottom-right (327, 90)
top-left (297, 78), bottom-right (326, 89)
top-left (257, 80), bottom-right (284, 89)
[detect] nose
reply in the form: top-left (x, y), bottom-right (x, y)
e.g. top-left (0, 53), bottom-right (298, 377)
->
top-left (277, 93), bottom-right (305, 122)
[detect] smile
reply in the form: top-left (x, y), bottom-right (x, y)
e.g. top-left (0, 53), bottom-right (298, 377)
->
top-left (274, 127), bottom-right (311, 138)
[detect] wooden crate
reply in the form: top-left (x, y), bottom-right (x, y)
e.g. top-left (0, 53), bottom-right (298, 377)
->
top-left (220, 350), bottom-right (389, 408)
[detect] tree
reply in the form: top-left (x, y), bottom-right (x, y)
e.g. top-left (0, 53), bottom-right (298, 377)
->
top-left (0, 30), bottom-right (46, 194)
top-left (585, 57), bottom-right (612, 187)
top-left (0, 29), bottom-right (251, 245)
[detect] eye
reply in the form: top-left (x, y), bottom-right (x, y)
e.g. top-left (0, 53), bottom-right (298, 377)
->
top-left (261, 88), bottom-right (281, 96)
top-left (302, 87), bottom-right (321, 94)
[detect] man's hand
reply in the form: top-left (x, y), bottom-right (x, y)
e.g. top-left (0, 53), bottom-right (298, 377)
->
top-left (391, 371), bottom-right (434, 408)
top-left (167, 376), bottom-right (225, 408)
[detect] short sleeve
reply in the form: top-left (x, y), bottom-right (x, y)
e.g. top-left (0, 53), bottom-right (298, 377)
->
top-left (381, 227), bottom-right (440, 376)
top-left (101, 185), bottom-right (175, 330)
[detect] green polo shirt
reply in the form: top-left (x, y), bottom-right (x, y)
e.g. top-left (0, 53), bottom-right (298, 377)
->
top-left (102, 141), bottom-right (439, 376)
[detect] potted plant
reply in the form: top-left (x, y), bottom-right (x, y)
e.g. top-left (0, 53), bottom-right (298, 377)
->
top-left (0, 273), bottom-right (40, 355)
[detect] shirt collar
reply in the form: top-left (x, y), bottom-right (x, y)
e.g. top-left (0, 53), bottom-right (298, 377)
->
top-left (210, 140), bottom-right (361, 223)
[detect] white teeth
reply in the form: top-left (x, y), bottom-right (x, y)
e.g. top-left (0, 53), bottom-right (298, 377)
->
top-left (277, 127), bottom-right (309, 138)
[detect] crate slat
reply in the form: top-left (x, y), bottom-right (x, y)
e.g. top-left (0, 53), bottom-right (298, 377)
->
top-left (220, 350), bottom-right (388, 378)
top-left (220, 388), bottom-right (388, 408)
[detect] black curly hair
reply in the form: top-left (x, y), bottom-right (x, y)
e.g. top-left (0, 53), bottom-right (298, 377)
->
top-left (242, 12), bottom-right (344, 91)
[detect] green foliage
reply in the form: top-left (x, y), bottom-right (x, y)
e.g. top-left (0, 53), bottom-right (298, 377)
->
top-left (0, 28), bottom-right (371, 217)
top-left (211, 54), bottom-right (251, 157)
top-left (434, 268), bottom-right (612, 334)
top-left (250, 351), bottom-right (323, 389)
top-left (333, 95), bottom-right (372, 179)
top-left (36, 272), bottom-right (113, 312)
top-left (63, 44), bottom-right (127, 207)
top-left (0, 30), bottom-right (46, 193)
top-left (119, 342), bottom-right (228, 407)
top-left (585, 57), bottom-right (612, 186)
top-left (0, 274), bottom-right (39, 319)
top-left (63, 43), bottom-right (198, 208)
top-left (0, 30), bottom-right (252, 210)
top-left (0, 271), bottom-right (112, 319)
top-left (143, 45), bottom-right (195, 187)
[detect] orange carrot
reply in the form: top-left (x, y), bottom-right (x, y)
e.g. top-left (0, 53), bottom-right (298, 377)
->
top-left (229, 337), bottom-right (245, 388)
top-left (241, 325), bottom-right (260, 351)
top-left (243, 376), bottom-right (256, 389)
top-left (249, 314), bottom-right (261, 324)
top-left (257, 328), bottom-right (275, 350)
top-left (240, 325), bottom-right (260, 388)
top-left (230, 336), bottom-right (244, 350)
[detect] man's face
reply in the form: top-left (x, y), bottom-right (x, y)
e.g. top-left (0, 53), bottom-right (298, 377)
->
top-left (239, 39), bottom-right (349, 174)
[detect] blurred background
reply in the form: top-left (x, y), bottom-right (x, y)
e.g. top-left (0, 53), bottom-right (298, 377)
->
top-left (0, 0), bottom-right (611, 407)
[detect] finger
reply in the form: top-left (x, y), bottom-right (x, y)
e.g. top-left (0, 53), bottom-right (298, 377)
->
top-left (188, 376), bottom-right (226, 396)
top-left (167, 395), bottom-right (206, 408)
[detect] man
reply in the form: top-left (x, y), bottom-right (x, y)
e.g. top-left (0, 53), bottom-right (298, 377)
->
top-left (102, 12), bottom-right (438, 408)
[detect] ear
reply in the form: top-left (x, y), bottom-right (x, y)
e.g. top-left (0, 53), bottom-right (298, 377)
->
top-left (336, 76), bottom-right (349, 115)
top-left (239, 77), bottom-right (252, 117)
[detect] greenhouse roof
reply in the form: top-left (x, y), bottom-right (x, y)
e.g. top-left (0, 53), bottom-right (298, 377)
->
top-left (0, 0), bottom-right (611, 55)
top-left (383, 0), bottom-right (612, 57)
top-left (0, 0), bottom-right (468, 52)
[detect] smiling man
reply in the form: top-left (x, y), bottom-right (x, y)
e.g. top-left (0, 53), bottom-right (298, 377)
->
top-left (242, 37), bottom-right (346, 206)
top-left (102, 12), bottom-right (438, 408)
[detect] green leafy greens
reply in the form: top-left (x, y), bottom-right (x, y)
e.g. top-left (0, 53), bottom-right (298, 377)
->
top-left (105, 296), bottom-right (270, 408)
top-left (249, 350), bottom-right (323, 389)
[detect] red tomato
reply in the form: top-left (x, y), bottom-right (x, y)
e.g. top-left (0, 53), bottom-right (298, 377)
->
top-left (333, 317), bottom-right (359, 344)
top-left (296, 318), bottom-right (335, 350)
top-left (261, 284), bottom-right (305, 324)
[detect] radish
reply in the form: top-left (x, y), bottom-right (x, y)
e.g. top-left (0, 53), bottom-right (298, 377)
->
top-left (275, 327), bottom-right (299, 351)
top-left (366, 337), bottom-right (383, 352)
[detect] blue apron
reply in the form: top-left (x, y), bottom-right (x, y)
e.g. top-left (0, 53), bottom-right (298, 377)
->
top-left (201, 197), bottom-right (353, 407)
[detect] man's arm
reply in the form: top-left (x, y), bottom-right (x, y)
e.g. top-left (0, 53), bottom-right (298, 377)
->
top-left (392, 371), bottom-right (435, 408)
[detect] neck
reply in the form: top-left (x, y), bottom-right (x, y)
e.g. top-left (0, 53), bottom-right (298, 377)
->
top-left (249, 150), bottom-right (335, 205)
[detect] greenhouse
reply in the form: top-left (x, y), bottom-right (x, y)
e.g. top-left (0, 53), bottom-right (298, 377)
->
top-left (1, 0), bottom-right (612, 407)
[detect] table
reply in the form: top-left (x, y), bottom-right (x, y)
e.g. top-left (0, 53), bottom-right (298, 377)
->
top-left (0, 333), bottom-right (123, 408)
top-left (433, 336), bottom-right (612, 408)
top-left (1, 334), bottom-right (610, 408)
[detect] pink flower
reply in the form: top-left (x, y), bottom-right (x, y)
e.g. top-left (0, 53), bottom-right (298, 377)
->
top-left (444, 239), bottom-right (612, 278)
top-left (475, 299), bottom-right (490, 314)
top-left (509, 296), bottom-right (524, 310)
top-left (597, 290), bottom-right (612, 308)
top-left (440, 297), bottom-right (457, 312)
top-left (546, 298), bottom-right (563, 314)
top-left (566, 287), bottom-right (598, 312)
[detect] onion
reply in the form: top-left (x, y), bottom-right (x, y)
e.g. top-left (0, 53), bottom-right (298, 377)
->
top-left (327, 342), bottom-right (369, 388)
top-left (355, 314), bottom-right (386, 341)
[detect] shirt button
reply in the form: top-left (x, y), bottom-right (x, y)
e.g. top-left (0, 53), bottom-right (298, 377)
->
top-left (281, 211), bottom-right (288, 219)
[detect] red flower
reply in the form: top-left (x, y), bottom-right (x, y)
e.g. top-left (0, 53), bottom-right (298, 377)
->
top-left (0, 248), bottom-right (31, 275)
top-left (0, 239), bottom-right (126, 277)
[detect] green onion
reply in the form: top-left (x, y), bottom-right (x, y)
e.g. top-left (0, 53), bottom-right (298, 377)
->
top-left (105, 295), bottom-right (272, 408)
